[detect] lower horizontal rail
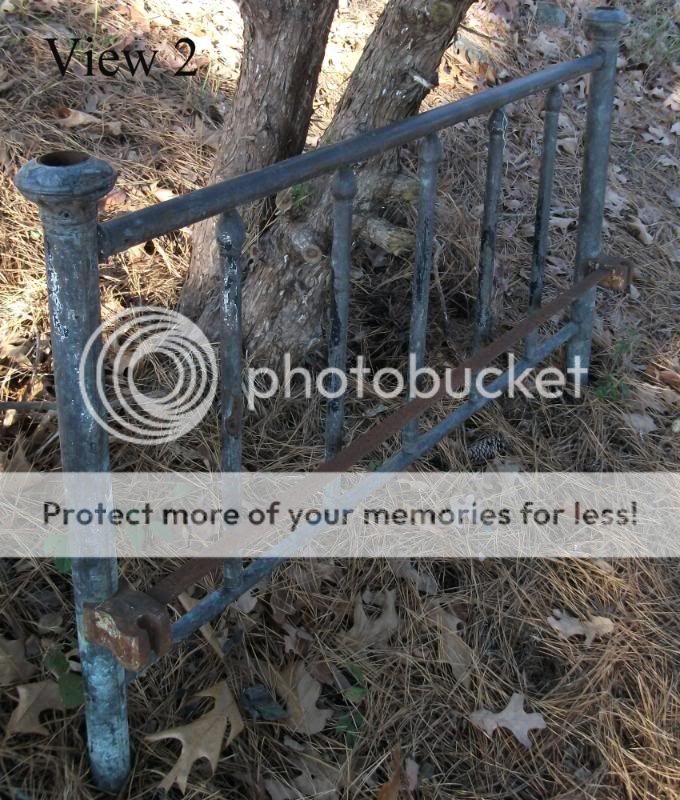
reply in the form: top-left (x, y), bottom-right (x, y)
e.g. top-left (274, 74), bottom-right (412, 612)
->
top-left (128, 323), bottom-right (577, 680)
top-left (127, 558), bottom-right (280, 681)
top-left (380, 322), bottom-right (577, 471)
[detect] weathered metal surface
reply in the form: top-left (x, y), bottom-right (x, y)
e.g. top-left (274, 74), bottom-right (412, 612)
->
top-left (148, 557), bottom-right (223, 605)
top-left (14, 11), bottom-right (628, 791)
top-left (216, 209), bottom-right (246, 591)
top-left (566, 7), bottom-right (629, 383)
top-left (526, 85), bottom-right (562, 358)
top-left (404, 133), bottom-right (443, 448)
top-left (319, 264), bottom-right (624, 473)
top-left (474, 107), bottom-right (507, 351)
top-left (14, 151), bottom-right (131, 791)
top-left (325, 167), bottom-right (357, 459)
top-left (98, 53), bottom-right (604, 258)
top-left (84, 587), bottom-right (172, 672)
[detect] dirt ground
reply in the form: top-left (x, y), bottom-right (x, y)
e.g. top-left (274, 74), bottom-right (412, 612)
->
top-left (0, 0), bottom-right (679, 797)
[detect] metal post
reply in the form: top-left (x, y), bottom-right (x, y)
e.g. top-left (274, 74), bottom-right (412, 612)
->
top-left (15, 151), bottom-right (130, 791)
top-left (566, 7), bottom-right (628, 385)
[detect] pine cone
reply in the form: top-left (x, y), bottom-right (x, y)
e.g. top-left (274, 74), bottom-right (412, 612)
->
top-left (467, 434), bottom-right (507, 466)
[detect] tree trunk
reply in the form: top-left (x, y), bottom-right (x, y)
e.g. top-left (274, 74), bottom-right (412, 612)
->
top-left (182, 0), bottom-right (476, 363)
top-left (180, 0), bottom-right (338, 323)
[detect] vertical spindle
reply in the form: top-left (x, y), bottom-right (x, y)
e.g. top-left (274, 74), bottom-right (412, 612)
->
top-left (403, 132), bottom-right (442, 448)
top-left (217, 209), bottom-right (245, 589)
top-left (324, 167), bottom-right (357, 460)
top-left (473, 107), bottom-right (507, 352)
top-left (526, 86), bottom-right (562, 359)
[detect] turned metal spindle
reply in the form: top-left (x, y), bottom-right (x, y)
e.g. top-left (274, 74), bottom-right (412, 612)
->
top-left (473, 107), bottom-right (507, 352)
top-left (525, 86), bottom-right (562, 359)
top-left (217, 209), bottom-right (245, 589)
top-left (324, 167), bottom-right (357, 460)
top-left (403, 132), bottom-right (443, 448)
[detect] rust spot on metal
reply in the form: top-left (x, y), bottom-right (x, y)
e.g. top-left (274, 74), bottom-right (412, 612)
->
top-left (83, 587), bottom-right (172, 672)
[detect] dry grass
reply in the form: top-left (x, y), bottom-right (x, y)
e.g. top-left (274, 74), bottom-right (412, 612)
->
top-left (0, 0), bottom-right (679, 797)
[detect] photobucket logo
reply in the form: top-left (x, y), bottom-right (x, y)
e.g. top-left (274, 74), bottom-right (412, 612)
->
top-left (80, 307), bottom-right (217, 444)
top-left (245, 354), bottom-right (586, 410)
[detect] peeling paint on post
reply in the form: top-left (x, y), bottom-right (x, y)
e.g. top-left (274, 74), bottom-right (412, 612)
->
top-left (15, 151), bottom-right (131, 791)
top-left (566, 7), bottom-right (629, 384)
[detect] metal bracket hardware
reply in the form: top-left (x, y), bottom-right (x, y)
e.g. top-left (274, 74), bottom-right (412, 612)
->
top-left (83, 586), bottom-right (172, 672)
top-left (586, 255), bottom-right (634, 290)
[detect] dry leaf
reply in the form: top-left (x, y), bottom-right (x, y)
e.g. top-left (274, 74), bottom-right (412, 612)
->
top-left (657, 370), bottom-right (680, 392)
top-left (6, 681), bottom-right (64, 736)
top-left (291, 753), bottom-right (339, 799)
top-left (530, 31), bottom-right (560, 58)
top-left (233, 586), bottom-right (259, 613)
top-left (470, 693), bottom-right (546, 748)
top-left (99, 187), bottom-right (129, 211)
top-left (264, 752), bottom-right (339, 800)
top-left (55, 107), bottom-right (101, 128)
top-left (0, 338), bottom-right (31, 367)
top-left (146, 682), bottom-right (244, 793)
top-left (341, 589), bottom-right (399, 647)
top-left (430, 606), bottom-right (472, 687)
top-left (642, 125), bottom-right (672, 146)
top-left (282, 623), bottom-right (313, 655)
top-left (153, 187), bottom-right (176, 202)
top-left (547, 609), bottom-right (614, 646)
top-left (405, 757), bottom-right (419, 791)
top-left (274, 661), bottom-right (332, 735)
top-left (37, 613), bottom-right (63, 634)
top-left (0, 637), bottom-right (35, 685)
top-left (376, 746), bottom-right (401, 799)
top-left (178, 592), bottom-right (222, 658)
top-left (623, 412), bottom-right (657, 436)
top-left (0, 440), bottom-right (32, 472)
top-left (626, 217), bottom-right (654, 245)
top-left (393, 559), bottom-right (438, 594)
top-left (557, 137), bottom-right (578, 155)
top-left (667, 189), bottom-right (680, 208)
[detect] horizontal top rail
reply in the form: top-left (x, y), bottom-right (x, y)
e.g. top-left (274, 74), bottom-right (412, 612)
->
top-left (98, 52), bottom-right (604, 259)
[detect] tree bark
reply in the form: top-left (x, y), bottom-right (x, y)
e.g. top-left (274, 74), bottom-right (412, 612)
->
top-left (180, 0), bottom-right (338, 323)
top-left (183, 0), bottom-right (476, 363)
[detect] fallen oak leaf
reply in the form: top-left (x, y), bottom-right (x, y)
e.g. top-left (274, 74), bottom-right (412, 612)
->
top-left (274, 661), bottom-right (332, 735)
top-left (547, 609), bottom-right (614, 646)
top-left (428, 605), bottom-right (472, 687)
top-left (0, 637), bottom-right (35, 685)
top-left (6, 680), bottom-right (64, 737)
top-left (340, 589), bottom-right (399, 648)
top-left (146, 682), bottom-right (244, 793)
top-left (393, 559), bottom-right (438, 594)
top-left (622, 412), bottom-right (656, 436)
top-left (469, 693), bottom-right (546, 748)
